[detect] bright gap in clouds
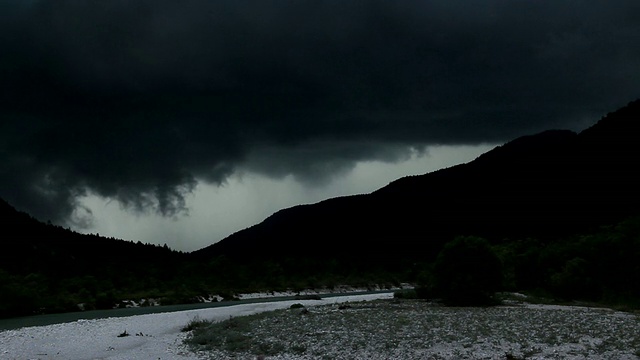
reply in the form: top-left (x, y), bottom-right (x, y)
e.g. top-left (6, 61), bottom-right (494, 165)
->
top-left (76, 144), bottom-right (497, 252)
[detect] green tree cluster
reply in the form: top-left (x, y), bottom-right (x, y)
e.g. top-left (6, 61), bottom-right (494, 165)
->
top-left (430, 236), bottom-right (503, 306)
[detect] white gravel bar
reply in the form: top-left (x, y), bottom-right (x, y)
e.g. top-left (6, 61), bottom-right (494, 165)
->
top-left (0, 293), bottom-right (392, 360)
top-left (2, 292), bottom-right (640, 360)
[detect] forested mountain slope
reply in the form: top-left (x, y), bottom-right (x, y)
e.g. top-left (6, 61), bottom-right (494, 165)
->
top-left (195, 100), bottom-right (640, 265)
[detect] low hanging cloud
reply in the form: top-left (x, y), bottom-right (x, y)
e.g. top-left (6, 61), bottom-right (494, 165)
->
top-left (1, 0), bottom-right (639, 225)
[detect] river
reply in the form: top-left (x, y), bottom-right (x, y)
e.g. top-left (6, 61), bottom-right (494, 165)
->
top-left (0, 289), bottom-right (395, 331)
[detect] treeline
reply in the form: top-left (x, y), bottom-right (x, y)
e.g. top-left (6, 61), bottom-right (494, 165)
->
top-left (0, 210), bottom-right (409, 318)
top-left (2, 210), bottom-right (640, 319)
top-left (0, 236), bottom-right (187, 318)
top-left (410, 214), bottom-right (640, 307)
top-left (495, 213), bottom-right (640, 305)
top-left (0, 252), bottom-right (406, 319)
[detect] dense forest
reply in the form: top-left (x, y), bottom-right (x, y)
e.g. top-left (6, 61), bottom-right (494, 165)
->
top-left (0, 198), bottom-right (409, 318)
top-left (2, 100), bottom-right (640, 318)
top-left (2, 199), bottom-right (640, 319)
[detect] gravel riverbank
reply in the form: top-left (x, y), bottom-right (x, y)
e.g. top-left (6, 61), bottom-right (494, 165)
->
top-left (185, 299), bottom-right (640, 360)
top-left (2, 292), bottom-right (639, 360)
top-left (0, 293), bottom-right (392, 359)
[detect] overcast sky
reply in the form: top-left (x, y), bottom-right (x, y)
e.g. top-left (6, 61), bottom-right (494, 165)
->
top-left (2, 1), bottom-right (639, 251)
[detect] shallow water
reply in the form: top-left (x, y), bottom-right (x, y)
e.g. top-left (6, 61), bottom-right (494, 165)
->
top-left (0, 289), bottom-right (393, 331)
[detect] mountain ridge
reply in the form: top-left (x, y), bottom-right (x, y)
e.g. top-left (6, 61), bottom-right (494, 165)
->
top-left (193, 99), bottom-right (640, 263)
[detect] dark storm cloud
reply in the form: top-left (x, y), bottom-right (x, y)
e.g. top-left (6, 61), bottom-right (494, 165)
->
top-left (2, 0), bottom-right (639, 225)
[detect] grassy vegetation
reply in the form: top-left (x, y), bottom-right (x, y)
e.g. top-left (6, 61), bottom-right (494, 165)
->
top-left (183, 312), bottom-right (292, 356)
top-left (181, 315), bottom-right (212, 333)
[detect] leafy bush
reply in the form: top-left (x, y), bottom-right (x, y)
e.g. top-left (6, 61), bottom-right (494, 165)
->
top-left (549, 257), bottom-right (596, 300)
top-left (185, 315), bottom-right (254, 352)
top-left (431, 236), bottom-right (503, 306)
top-left (393, 289), bottom-right (418, 299)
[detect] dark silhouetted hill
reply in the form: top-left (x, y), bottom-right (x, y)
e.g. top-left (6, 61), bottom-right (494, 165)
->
top-left (194, 99), bottom-right (640, 266)
top-left (0, 198), bottom-right (189, 317)
top-left (0, 198), bottom-right (183, 276)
